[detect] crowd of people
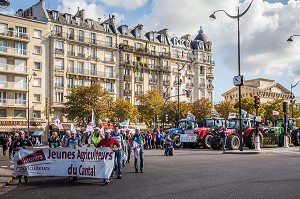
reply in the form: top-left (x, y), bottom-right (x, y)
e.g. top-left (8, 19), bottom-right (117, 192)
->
top-left (1, 125), bottom-right (174, 186)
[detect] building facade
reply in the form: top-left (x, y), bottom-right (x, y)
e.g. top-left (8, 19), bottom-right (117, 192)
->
top-left (222, 78), bottom-right (291, 103)
top-left (0, 0), bottom-right (215, 140)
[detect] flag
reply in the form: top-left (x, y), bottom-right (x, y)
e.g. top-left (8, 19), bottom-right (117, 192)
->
top-left (186, 112), bottom-right (196, 121)
top-left (241, 109), bottom-right (247, 118)
top-left (211, 109), bottom-right (219, 117)
top-left (120, 119), bottom-right (130, 128)
top-left (228, 112), bottom-right (236, 119)
top-left (91, 110), bottom-right (96, 127)
top-left (54, 117), bottom-right (63, 130)
top-left (272, 110), bottom-right (279, 116)
top-left (86, 122), bottom-right (94, 132)
top-left (70, 123), bottom-right (76, 133)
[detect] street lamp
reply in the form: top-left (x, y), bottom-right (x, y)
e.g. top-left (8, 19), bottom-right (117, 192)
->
top-left (210, 0), bottom-right (253, 151)
top-left (0, 0), bottom-right (10, 8)
top-left (291, 80), bottom-right (300, 118)
top-left (287, 35), bottom-right (300, 42)
top-left (27, 72), bottom-right (37, 134)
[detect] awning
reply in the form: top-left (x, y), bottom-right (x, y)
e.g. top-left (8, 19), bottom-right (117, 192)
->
top-left (32, 131), bottom-right (43, 136)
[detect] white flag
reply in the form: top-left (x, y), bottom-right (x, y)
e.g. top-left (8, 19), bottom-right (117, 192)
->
top-left (272, 110), bottom-right (279, 116)
top-left (228, 112), bottom-right (236, 119)
top-left (54, 117), bottom-right (63, 130)
top-left (91, 110), bottom-right (96, 127)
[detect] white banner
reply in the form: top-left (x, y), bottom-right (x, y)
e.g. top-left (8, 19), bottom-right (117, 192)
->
top-left (14, 147), bottom-right (115, 179)
top-left (180, 134), bottom-right (197, 143)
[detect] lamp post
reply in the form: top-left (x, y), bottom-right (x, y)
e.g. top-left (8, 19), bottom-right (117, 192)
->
top-left (27, 72), bottom-right (37, 134)
top-left (210, 0), bottom-right (253, 151)
top-left (290, 80), bottom-right (300, 118)
top-left (0, 0), bottom-right (10, 8)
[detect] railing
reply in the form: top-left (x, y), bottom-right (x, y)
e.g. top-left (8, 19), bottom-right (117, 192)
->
top-left (0, 29), bottom-right (30, 41)
top-left (0, 63), bottom-right (28, 74)
top-left (149, 79), bottom-right (157, 84)
top-left (135, 76), bottom-right (144, 82)
top-left (207, 84), bottom-right (214, 89)
top-left (0, 98), bottom-right (27, 107)
top-left (105, 88), bottom-right (114, 93)
top-left (199, 83), bottom-right (205, 89)
top-left (55, 83), bottom-right (64, 88)
top-left (0, 46), bottom-right (30, 57)
top-left (124, 75), bottom-right (132, 81)
top-left (50, 31), bottom-right (116, 48)
top-left (163, 80), bottom-right (170, 85)
top-left (135, 91), bottom-right (143, 95)
top-left (55, 48), bottom-right (64, 54)
top-left (124, 89), bottom-right (131, 95)
top-left (55, 65), bottom-right (64, 70)
top-left (67, 67), bottom-right (118, 78)
top-left (186, 82), bottom-right (194, 87)
top-left (67, 51), bottom-right (75, 56)
top-left (0, 81), bottom-right (27, 90)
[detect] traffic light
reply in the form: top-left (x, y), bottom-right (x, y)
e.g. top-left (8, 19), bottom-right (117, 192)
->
top-left (254, 95), bottom-right (260, 108)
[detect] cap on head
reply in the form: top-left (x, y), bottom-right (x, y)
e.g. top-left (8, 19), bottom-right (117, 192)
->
top-left (19, 131), bottom-right (25, 135)
top-left (105, 129), bottom-right (111, 133)
top-left (135, 127), bottom-right (140, 131)
top-left (94, 127), bottom-right (100, 131)
top-left (76, 128), bottom-right (81, 131)
top-left (66, 130), bottom-right (70, 133)
top-left (14, 133), bottom-right (19, 137)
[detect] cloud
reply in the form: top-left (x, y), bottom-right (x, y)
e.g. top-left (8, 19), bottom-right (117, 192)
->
top-left (99, 0), bottom-right (149, 10)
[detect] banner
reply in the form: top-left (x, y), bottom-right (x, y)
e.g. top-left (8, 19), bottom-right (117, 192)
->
top-left (228, 112), bottom-right (236, 119)
top-left (272, 110), bottom-right (279, 116)
top-left (14, 147), bottom-right (115, 179)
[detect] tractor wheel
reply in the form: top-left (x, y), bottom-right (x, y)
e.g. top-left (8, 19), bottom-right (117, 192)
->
top-left (227, 135), bottom-right (240, 150)
top-left (173, 136), bottom-right (182, 148)
top-left (211, 137), bottom-right (222, 150)
top-left (292, 131), bottom-right (300, 146)
top-left (279, 134), bottom-right (292, 147)
top-left (246, 131), bottom-right (263, 149)
top-left (202, 134), bottom-right (213, 149)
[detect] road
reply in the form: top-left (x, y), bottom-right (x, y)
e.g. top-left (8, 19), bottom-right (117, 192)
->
top-left (1, 147), bottom-right (300, 199)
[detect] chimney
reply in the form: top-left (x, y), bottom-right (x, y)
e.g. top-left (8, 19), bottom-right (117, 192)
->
top-left (110, 15), bottom-right (115, 24)
top-left (158, 28), bottom-right (169, 36)
top-left (181, 34), bottom-right (191, 40)
top-left (80, 9), bottom-right (85, 21)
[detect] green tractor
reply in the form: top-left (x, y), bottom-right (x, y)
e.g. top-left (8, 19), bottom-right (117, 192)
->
top-left (263, 118), bottom-right (298, 147)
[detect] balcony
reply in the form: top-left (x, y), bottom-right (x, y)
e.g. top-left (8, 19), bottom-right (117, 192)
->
top-left (0, 63), bottom-right (28, 75)
top-left (135, 91), bottom-right (143, 95)
top-left (55, 48), bottom-right (64, 54)
top-left (105, 88), bottom-right (114, 93)
top-left (55, 65), bottom-right (64, 71)
top-left (124, 89), bottom-right (131, 96)
top-left (135, 76), bottom-right (144, 82)
top-left (0, 81), bottom-right (27, 91)
top-left (207, 84), bottom-right (214, 89)
top-left (0, 98), bottom-right (27, 107)
top-left (206, 72), bottom-right (214, 78)
top-left (0, 46), bottom-right (30, 58)
top-left (67, 51), bottom-right (75, 56)
top-left (163, 80), bottom-right (170, 86)
top-left (186, 82), bottom-right (194, 87)
top-left (149, 79), bottom-right (157, 84)
top-left (104, 57), bottom-right (114, 62)
top-left (77, 53), bottom-right (85, 58)
top-left (0, 29), bottom-right (30, 42)
top-left (159, 52), bottom-right (170, 58)
top-left (124, 75), bottom-right (132, 81)
top-left (186, 70), bottom-right (194, 76)
top-left (199, 83), bottom-right (205, 89)
top-left (78, 36), bottom-right (85, 42)
top-left (104, 72), bottom-right (118, 79)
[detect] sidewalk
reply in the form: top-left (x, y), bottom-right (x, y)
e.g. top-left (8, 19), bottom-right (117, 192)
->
top-left (0, 147), bottom-right (14, 189)
top-left (223, 145), bottom-right (300, 154)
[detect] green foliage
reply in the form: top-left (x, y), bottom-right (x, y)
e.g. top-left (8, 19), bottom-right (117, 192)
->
top-left (64, 84), bottom-right (113, 126)
top-left (192, 98), bottom-right (212, 120)
top-left (215, 100), bottom-right (236, 119)
top-left (136, 90), bottom-right (164, 127)
top-left (110, 99), bottom-right (139, 124)
top-left (263, 99), bottom-right (285, 124)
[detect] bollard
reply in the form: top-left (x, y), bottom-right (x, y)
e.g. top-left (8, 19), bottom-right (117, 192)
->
top-left (283, 135), bottom-right (289, 148)
top-left (254, 135), bottom-right (261, 151)
top-left (222, 130), bottom-right (227, 153)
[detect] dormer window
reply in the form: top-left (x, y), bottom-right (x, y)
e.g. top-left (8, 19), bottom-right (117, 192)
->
top-left (52, 11), bottom-right (58, 21)
top-left (149, 31), bottom-right (154, 41)
top-left (76, 17), bottom-right (82, 26)
top-left (87, 19), bottom-right (94, 29)
top-left (122, 26), bottom-right (128, 35)
top-left (135, 29), bottom-right (141, 38)
top-left (104, 23), bottom-right (109, 32)
top-left (174, 38), bottom-right (178, 45)
top-left (161, 35), bottom-right (165, 44)
top-left (65, 14), bottom-right (71, 24)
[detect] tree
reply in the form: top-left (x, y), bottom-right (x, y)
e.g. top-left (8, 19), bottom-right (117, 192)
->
top-left (136, 90), bottom-right (164, 127)
top-left (109, 99), bottom-right (139, 124)
top-left (64, 84), bottom-right (113, 126)
top-left (234, 97), bottom-right (256, 117)
top-left (191, 98), bottom-right (212, 120)
top-left (263, 99), bottom-right (284, 125)
top-left (215, 100), bottom-right (236, 119)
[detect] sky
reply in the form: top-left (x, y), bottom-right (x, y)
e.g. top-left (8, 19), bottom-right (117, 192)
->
top-left (1, 0), bottom-right (300, 103)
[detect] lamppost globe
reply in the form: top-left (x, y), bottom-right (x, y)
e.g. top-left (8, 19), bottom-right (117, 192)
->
top-left (209, 14), bottom-right (216, 21)
top-left (287, 37), bottom-right (293, 42)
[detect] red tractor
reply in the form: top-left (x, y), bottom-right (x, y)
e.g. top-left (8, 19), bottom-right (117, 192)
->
top-left (210, 125), bottom-right (240, 150)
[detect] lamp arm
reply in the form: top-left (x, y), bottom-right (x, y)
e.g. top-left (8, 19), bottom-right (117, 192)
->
top-left (214, 0), bottom-right (253, 19)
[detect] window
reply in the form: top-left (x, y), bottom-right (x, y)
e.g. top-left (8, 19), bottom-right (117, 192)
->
top-left (16, 26), bottom-right (27, 38)
top-left (68, 60), bottom-right (74, 73)
top-left (163, 60), bottom-right (168, 69)
top-left (78, 30), bottom-right (84, 42)
top-left (68, 28), bottom-right (74, 40)
top-left (54, 25), bottom-right (62, 36)
top-left (76, 17), bottom-right (82, 26)
top-left (87, 19), bottom-right (94, 28)
top-left (52, 11), bottom-right (58, 21)
top-left (173, 50), bottom-right (179, 58)
top-left (14, 110), bottom-right (26, 117)
top-left (15, 43), bottom-right (27, 56)
top-left (125, 82), bottom-right (130, 90)
top-left (90, 33), bottom-right (96, 44)
top-left (105, 67), bottom-right (113, 78)
top-left (135, 84), bottom-right (143, 94)
top-left (201, 91), bottom-right (205, 98)
top-left (105, 82), bottom-right (113, 92)
top-left (105, 51), bottom-right (113, 62)
top-left (34, 46), bottom-right (42, 54)
top-left (0, 92), bottom-right (7, 105)
top-left (0, 40), bottom-right (7, 53)
top-left (55, 76), bottom-right (64, 87)
top-left (122, 26), bottom-right (128, 35)
top-left (78, 79), bottom-right (83, 86)
top-left (125, 53), bottom-right (130, 62)
top-left (55, 92), bottom-right (64, 102)
top-left (150, 46), bottom-right (155, 55)
top-left (34, 62), bottom-right (41, 70)
top-left (149, 59), bottom-right (155, 69)
top-left (149, 32), bottom-right (154, 41)
top-left (15, 93), bottom-right (26, 106)
top-left (135, 29), bottom-right (141, 38)
top-left (161, 35), bottom-right (165, 43)
top-left (33, 111), bottom-right (41, 118)
top-left (0, 23), bottom-right (7, 34)
top-left (106, 36), bottom-right (112, 47)
top-left (66, 14), bottom-right (72, 24)
top-left (123, 40), bottom-right (128, 45)
top-left (90, 63), bottom-right (96, 75)
top-left (135, 43), bottom-right (142, 50)
top-left (33, 94), bottom-right (40, 102)
top-left (78, 46), bottom-right (84, 56)
top-left (90, 48), bottom-right (96, 59)
top-left (68, 44), bottom-right (75, 56)
top-left (0, 109), bottom-right (6, 117)
top-left (55, 41), bottom-right (64, 52)
top-left (14, 59), bottom-right (26, 73)
top-left (78, 62), bottom-right (83, 74)
top-left (55, 59), bottom-right (64, 70)
top-left (14, 76), bottom-right (26, 90)
top-left (33, 78), bottom-right (41, 87)
top-left (124, 68), bottom-right (130, 76)
top-left (68, 78), bottom-right (74, 88)
top-left (33, 30), bottom-right (42, 38)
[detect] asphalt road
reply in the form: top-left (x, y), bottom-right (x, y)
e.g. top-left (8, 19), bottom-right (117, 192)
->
top-left (1, 148), bottom-right (300, 199)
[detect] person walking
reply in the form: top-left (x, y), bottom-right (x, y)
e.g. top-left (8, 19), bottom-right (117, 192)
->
top-left (88, 127), bottom-right (102, 147)
top-left (48, 131), bottom-right (61, 148)
top-left (125, 129), bottom-right (132, 163)
top-left (132, 127), bottom-right (145, 173)
top-left (66, 131), bottom-right (82, 181)
top-left (13, 131), bottom-right (33, 185)
top-left (164, 130), bottom-right (172, 156)
top-left (96, 129), bottom-right (120, 185)
top-left (9, 133), bottom-right (19, 159)
top-left (61, 130), bottom-right (71, 147)
top-left (110, 126), bottom-right (125, 179)
top-left (156, 130), bottom-right (163, 149)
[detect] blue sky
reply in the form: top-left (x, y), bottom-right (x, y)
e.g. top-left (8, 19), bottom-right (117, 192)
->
top-left (2, 0), bottom-right (300, 103)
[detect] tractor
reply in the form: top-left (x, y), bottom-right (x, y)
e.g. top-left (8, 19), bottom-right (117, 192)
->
top-left (169, 119), bottom-right (196, 148)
